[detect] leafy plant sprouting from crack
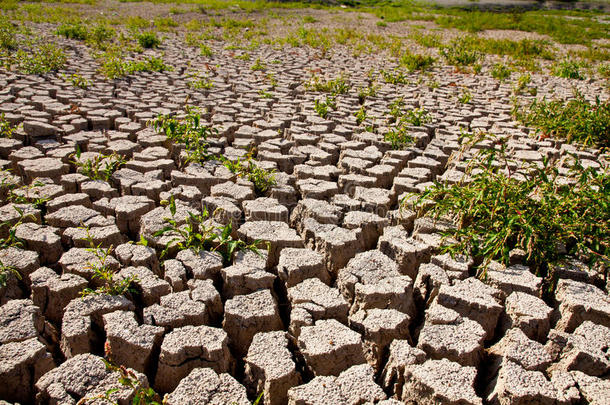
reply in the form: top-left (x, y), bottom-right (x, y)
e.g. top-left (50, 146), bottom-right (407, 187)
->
top-left (407, 131), bottom-right (609, 286)
top-left (80, 227), bottom-right (137, 297)
top-left (7, 181), bottom-right (49, 211)
top-left (0, 206), bottom-right (33, 287)
top-left (151, 107), bottom-right (217, 166)
top-left (222, 153), bottom-right (276, 197)
top-left (313, 95), bottom-right (336, 119)
top-left (71, 147), bottom-right (127, 182)
top-left (154, 196), bottom-right (265, 264)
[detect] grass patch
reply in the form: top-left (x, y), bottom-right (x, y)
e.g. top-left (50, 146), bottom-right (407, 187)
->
top-left (552, 59), bottom-right (586, 80)
top-left (514, 92), bottom-right (610, 147)
top-left (409, 132), bottom-right (609, 281)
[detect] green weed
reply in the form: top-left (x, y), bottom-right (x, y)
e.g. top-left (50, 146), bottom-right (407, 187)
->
top-left (409, 132), bottom-right (609, 280)
top-left (305, 74), bottom-right (350, 94)
top-left (0, 113), bottom-right (16, 138)
top-left (458, 88), bottom-right (472, 104)
top-left (63, 73), bottom-right (91, 89)
top-left (56, 22), bottom-right (87, 40)
top-left (552, 59), bottom-right (586, 80)
top-left (251, 57), bottom-right (266, 71)
top-left (222, 154), bottom-right (277, 197)
top-left (514, 91), bottom-right (610, 147)
top-left (491, 62), bottom-right (511, 81)
top-left (399, 52), bottom-right (435, 72)
top-left (72, 149), bottom-right (126, 182)
top-left (313, 95), bottom-right (336, 119)
top-left (137, 31), bottom-right (161, 49)
top-left (441, 37), bottom-right (483, 66)
top-left (80, 227), bottom-right (137, 297)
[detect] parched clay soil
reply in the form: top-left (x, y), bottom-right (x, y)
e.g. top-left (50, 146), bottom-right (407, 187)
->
top-left (0, 2), bottom-right (609, 405)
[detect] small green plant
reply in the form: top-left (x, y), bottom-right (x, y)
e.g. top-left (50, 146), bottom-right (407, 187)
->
top-left (514, 91), bottom-right (610, 147)
top-left (513, 73), bottom-right (536, 95)
top-left (137, 31), bottom-right (161, 49)
top-left (303, 16), bottom-right (317, 23)
top-left (72, 149), bottom-right (126, 182)
top-left (87, 24), bottom-right (115, 49)
top-left (0, 207), bottom-right (32, 287)
top-left (8, 182), bottom-right (49, 210)
top-left (399, 52), bottom-right (435, 72)
top-left (408, 132), bottom-right (609, 281)
top-left (13, 43), bottom-right (67, 74)
top-left (63, 73), bottom-right (91, 89)
top-left (384, 125), bottom-right (415, 150)
top-left (355, 106), bottom-right (367, 125)
top-left (258, 89), bottom-right (273, 99)
top-left (305, 74), bottom-right (350, 95)
top-left (458, 88), bottom-right (472, 104)
top-left (552, 59), bottom-right (586, 80)
top-left (222, 154), bottom-right (277, 197)
top-left (0, 16), bottom-right (17, 50)
top-left (80, 227), bottom-right (137, 297)
top-left (188, 75), bottom-right (214, 90)
top-left (0, 114), bottom-right (16, 138)
top-left (402, 108), bottom-right (431, 126)
top-left (200, 43), bottom-right (213, 57)
top-left (251, 58), bottom-right (266, 71)
top-left (441, 37), bottom-right (483, 66)
top-left (491, 62), bottom-right (512, 81)
top-left (357, 83), bottom-right (378, 104)
top-left (380, 69), bottom-right (410, 85)
top-left (154, 196), bottom-right (264, 263)
top-left (376, 20), bottom-right (387, 27)
top-left (598, 63), bottom-right (610, 79)
top-left (313, 95), bottom-right (336, 119)
top-left (151, 107), bottom-right (217, 165)
top-left (99, 53), bottom-right (172, 79)
top-left (56, 22), bottom-right (88, 40)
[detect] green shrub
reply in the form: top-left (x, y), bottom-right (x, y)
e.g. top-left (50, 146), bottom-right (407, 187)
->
top-left (514, 92), bottom-right (609, 147)
top-left (87, 24), bottom-right (115, 49)
top-left (408, 132), bottom-right (609, 280)
top-left (552, 59), bottom-right (586, 80)
top-left (137, 31), bottom-right (161, 49)
top-left (0, 113), bottom-right (16, 138)
top-left (399, 52), bottom-right (435, 72)
top-left (313, 95), bottom-right (336, 119)
top-left (14, 43), bottom-right (67, 74)
top-left (0, 16), bottom-right (17, 50)
top-left (56, 22), bottom-right (88, 40)
top-left (440, 37), bottom-right (483, 66)
top-left (305, 74), bottom-right (350, 94)
top-left (491, 62), bottom-right (512, 81)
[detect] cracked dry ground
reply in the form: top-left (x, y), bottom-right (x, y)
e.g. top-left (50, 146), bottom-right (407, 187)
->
top-left (1, 13), bottom-right (610, 405)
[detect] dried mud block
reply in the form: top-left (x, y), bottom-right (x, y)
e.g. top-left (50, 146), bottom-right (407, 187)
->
top-left (220, 263), bottom-right (275, 299)
top-left (430, 253), bottom-right (472, 281)
top-left (485, 262), bottom-right (542, 298)
top-left (302, 219), bottom-right (363, 275)
top-left (176, 248), bottom-right (223, 281)
top-left (337, 250), bottom-right (414, 316)
top-left (349, 308), bottom-right (411, 371)
top-left (30, 267), bottom-right (87, 324)
top-left (211, 181), bottom-right (254, 204)
top-left (144, 279), bottom-right (222, 329)
top-left (46, 193), bottom-right (92, 213)
top-left (417, 303), bottom-right (486, 367)
top-left (0, 299), bottom-right (44, 344)
top-left (570, 371), bottom-right (610, 405)
top-left (342, 210), bottom-right (389, 251)
top-left (223, 289), bottom-right (283, 357)
top-left (244, 331), bottom-right (301, 405)
top-left (548, 321), bottom-right (610, 376)
top-left (18, 157), bottom-right (68, 183)
top-left (436, 277), bottom-right (503, 340)
top-left (378, 225), bottom-right (431, 278)
top-left (114, 243), bottom-right (160, 275)
top-left (296, 178), bottom-right (338, 200)
top-left (110, 195), bottom-right (156, 237)
top-left (381, 340), bottom-right (427, 400)
top-left (14, 223), bottom-right (62, 264)
top-left (0, 337), bottom-right (55, 403)
top-left (165, 368), bottom-right (250, 405)
top-left (297, 319), bottom-right (366, 377)
top-left (413, 262), bottom-right (450, 307)
top-left (243, 197), bottom-right (289, 223)
top-left (488, 328), bottom-right (552, 372)
top-left (36, 354), bottom-right (148, 405)
top-left (487, 359), bottom-right (574, 405)
top-left (155, 325), bottom-right (233, 393)
top-left (103, 310), bottom-right (164, 373)
top-left (60, 294), bottom-right (134, 358)
top-left (0, 247), bottom-right (39, 286)
top-left (503, 292), bottom-right (552, 342)
top-left (278, 247), bottom-right (330, 288)
top-left (289, 198), bottom-right (342, 233)
top-left (118, 266), bottom-right (171, 306)
top-left (238, 221), bottom-right (303, 267)
top-left (403, 359), bottom-right (482, 405)
top-left (287, 278), bottom-right (349, 337)
top-left (287, 364), bottom-right (385, 405)
top-left (163, 259), bottom-right (187, 292)
top-left (554, 278), bottom-right (610, 333)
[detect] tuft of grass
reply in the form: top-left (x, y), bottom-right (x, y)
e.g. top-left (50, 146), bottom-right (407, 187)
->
top-left (71, 149), bottom-right (126, 182)
top-left (56, 22), bottom-right (87, 40)
top-left (458, 88), bottom-right (472, 104)
top-left (514, 91), bottom-right (609, 147)
top-left (491, 62), bottom-right (512, 81)
top-left (305, 74), bottom-right (350, 94)
top-left (399, 52), bottom-right (435, 72)
top-left (0, 16), bottom-right (17, 50)
top-left (137, 31), bottom-right (161, 49)
top-left (552, 59), bottom-right (586, 80)
top-left (313, 95), bottom-right (336, 119)
top-left (0, 113), bottom-right (17, 138)
top-left (409, 131), bottom-right (609, 282)
top-left (12, 42), bottom-right (67, 74)
top-left (80, 227), bottom-right (137, 297)
top-left (99, 52), bottom-right (172, 79)
top-left (440, 37), bottom-right (482, 67)
top-left (63, 73), bottom-right (91, 89)
top-left (223, 154), bottom-right (277, 197)
top-left (251, 57), bottom-right (266, 71)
